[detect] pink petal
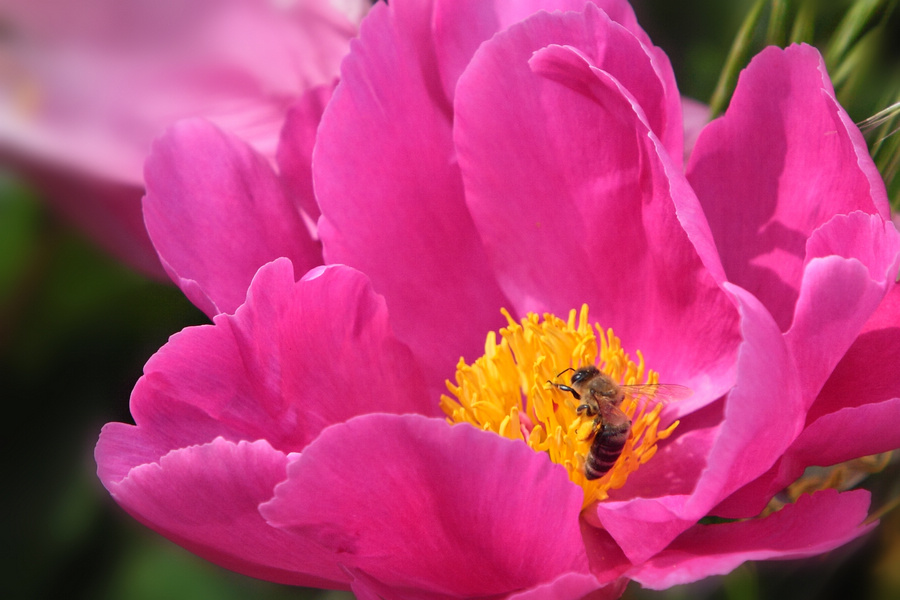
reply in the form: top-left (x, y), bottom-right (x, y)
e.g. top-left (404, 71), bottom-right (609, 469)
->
top-left (453, 9), bottom-right (737, 406)
top-left (433, 0), bottom-right (679, 155)
top-left (688, 45), bottom-right (890, 331)
top-left (608, 406), bottom-right (721, 501)
top-left (631, 489), bottom-right (874, 589)
top-left (143, 119), bottom-right (321, 316)
top-left (102, 437), bottom-right (348, 588)
top-left (261, 414), bottom-right (590, 597)
top-left (585, 284), bottom-right (802, 564)
top-left (314, 1), bottom-right (510, 391)
top-left (2, 0), bottom-right (364, 178)
top-left (690, 284), bottom-right (805, 507)
top-left (2, 0), bottom-right (363, 274)
top-left (786, 212), bottom-right (900, 406)
top-left (775, 398), bottom-right (900, 493)
top-left (718, 281), bottom-right (900, 518)
top-left (276, 81), bottom-right (337, 224)
top-left (681, 97), bottom-right (709, 166)
top-left (812, 282), bottom-right (900, 420)
top-left (508, 573), bottom-right (627, 600)
top-left (96, 259), bottom-right (432, 484)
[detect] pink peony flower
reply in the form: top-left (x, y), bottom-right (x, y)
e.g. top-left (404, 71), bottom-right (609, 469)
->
top-left (96, 0), bottom-right (900, 596)
top-left (0, 0), bottom-right (367, 276)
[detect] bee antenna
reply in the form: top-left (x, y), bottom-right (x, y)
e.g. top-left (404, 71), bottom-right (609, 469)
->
top-left (556, 367), bottom-right (575, 378)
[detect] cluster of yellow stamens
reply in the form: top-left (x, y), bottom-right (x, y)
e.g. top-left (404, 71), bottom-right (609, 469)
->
top-left (440, 305), bottom-right (679, 508)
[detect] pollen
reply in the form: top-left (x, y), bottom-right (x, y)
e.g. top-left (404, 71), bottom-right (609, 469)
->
top-left (440, 305), bottom-right (679, 508)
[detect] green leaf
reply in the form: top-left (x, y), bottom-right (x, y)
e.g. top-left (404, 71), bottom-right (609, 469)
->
top-left (824, 0), bottom-right (889, 67)
top-left (709, 0), bottom-right (768, 117)
top-left (766, 0), bottom-right (790, 47)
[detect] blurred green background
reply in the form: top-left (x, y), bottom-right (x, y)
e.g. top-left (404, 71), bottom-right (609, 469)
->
top-left (2, 1), bottom-right (900, 598)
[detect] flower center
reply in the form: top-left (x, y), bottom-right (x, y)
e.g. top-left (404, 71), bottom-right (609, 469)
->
top-left (441, 305), bottom-right (679, 508)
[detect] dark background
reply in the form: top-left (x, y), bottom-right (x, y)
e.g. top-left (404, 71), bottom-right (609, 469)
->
top-left (2, 1), bottom-right (899, 598)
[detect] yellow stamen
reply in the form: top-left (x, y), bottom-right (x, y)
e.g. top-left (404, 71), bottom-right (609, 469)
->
top-left (763, 452), bottom-right (894, 518)
top-left (441, 305), bottom-right (679, 509)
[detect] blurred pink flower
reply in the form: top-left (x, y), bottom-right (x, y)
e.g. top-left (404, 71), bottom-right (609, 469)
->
top-left (96, 0), bottom-right (900, 596)
top-left (0, 0), bottom-right (366, 276)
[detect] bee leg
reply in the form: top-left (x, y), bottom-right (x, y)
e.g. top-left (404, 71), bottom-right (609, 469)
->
top-left (552, 383), bottom-right (580, 401)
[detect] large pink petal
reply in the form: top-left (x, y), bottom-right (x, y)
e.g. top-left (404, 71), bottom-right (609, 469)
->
top-left (439, 0), bottom-right (681, 171)
top-left (101, 437), bottom-right (348, 588)
top-left (688, 45), bottom-right (890, 331)
top-left (96, 259), bottom-right (432, 483)
top-left (631, 489), bottom-right (874, 589)
top-left (453, 8), bottom-right (737, 407)
top-left (585, 284), bottom-right (802, 564)
top-left (715, 282), bottom-right (900, 518)
top-left (314, 0), bottom-right (510, 391)
top-left (262, 414), bottom-right (590, 598)
top-left (143, 119), bottom-right (321, 316)
top-left (433, 0), bottom-right (681, 156)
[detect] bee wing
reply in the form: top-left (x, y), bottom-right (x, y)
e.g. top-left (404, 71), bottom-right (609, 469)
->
top-left (599, 398), bottom-right (631, 427)
top-left (620, 383), bottom-right (692, 408)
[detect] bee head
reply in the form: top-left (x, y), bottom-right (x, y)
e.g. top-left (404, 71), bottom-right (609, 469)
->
top-left (570, 365), bottom-right (599, 385)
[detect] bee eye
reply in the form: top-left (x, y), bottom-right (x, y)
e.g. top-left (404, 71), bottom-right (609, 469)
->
top-left (571, 366), bottom-right (598, 384)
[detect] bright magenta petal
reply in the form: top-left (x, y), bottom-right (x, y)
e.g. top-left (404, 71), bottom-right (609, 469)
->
top-left (453, 8), bottom-right (737, 406)
top-left (276, 82), bottom-right (337, 224)
top-left (631, 489), bottom-right (873, 589)
top-left (262, 414), bottom-right (590, 597)
top-left (774, 398), bottom-right (900, 494)
top-left (813, 282), bottom-right (900, 419)
top-left (314, 1), bottom-right (510, 391)
top-left (432, 0), bottom-right (678, 153)
top-left (785, 212), bottom-right (900, 405)
top-left (143, 119), bottom-right (321, 316)
top-left (103, 437), bottom-right (348, 588)
top-left (586, 284), bottom-right (802, 564)
top-left (688, 45), bottom-right (890, 331)
top-left (96, 259), bottom-right (432, 483)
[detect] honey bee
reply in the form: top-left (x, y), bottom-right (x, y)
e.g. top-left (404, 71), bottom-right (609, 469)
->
top-left (550, 366), bottom-right (691, 480)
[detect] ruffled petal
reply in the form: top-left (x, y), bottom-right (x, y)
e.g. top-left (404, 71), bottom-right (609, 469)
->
top-left (314, 0), bottom-right (510, 391)
top-left (433, 0), bottom-right (680, 155)
top-left (585, 283), bottom-right (802, 564)
top-left (715, 282), bottom-right (900, 518)
top-left (102, 437), bottom-right (348, 588)
top-left (453, 8), bottom-right (737, 407)
top-left (143, 120), bottom-right (321, 316)
top-left (786, 212), bottom-right (900, 406)
top-left (97, 259), bottom-right (431, 480)
top-left (688, 45), bottom-right (890, 331)
top-left (261, 414), bottom-right (589, 598)
top-left (631, 489), bottom-right (873, 589)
